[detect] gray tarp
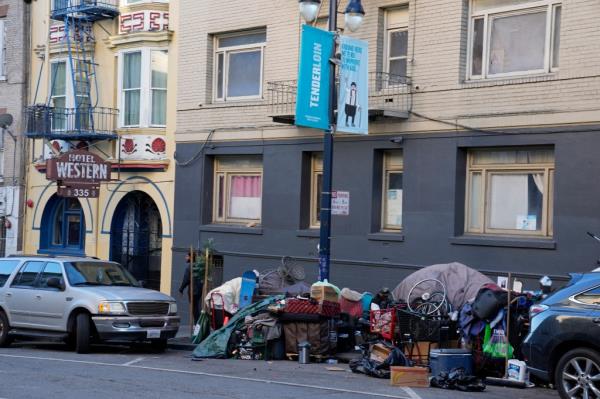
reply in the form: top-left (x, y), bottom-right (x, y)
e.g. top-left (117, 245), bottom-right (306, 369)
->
top-left (192, 295), bottom-right (284, 359)
top-left (392, 262), bottom-right (493, 310)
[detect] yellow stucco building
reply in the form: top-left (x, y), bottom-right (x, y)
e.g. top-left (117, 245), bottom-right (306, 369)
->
top-left (22, 0), bottom-right (178, 295)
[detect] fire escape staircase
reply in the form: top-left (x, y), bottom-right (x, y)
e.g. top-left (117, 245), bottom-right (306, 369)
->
top-left (25, 0), bottom-right (119, 141)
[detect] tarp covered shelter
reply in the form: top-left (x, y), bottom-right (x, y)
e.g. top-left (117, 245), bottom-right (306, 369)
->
top-left (392, 262), bottom-right (493, 310)
top-left (192, 295), bottom-right (283, 359)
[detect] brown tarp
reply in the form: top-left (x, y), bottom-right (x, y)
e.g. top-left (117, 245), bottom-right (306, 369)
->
top-left (392, 262), bottom-right (493, 310)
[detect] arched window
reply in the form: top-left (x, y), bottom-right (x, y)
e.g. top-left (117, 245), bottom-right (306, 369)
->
top-left (40, 196), bottom-right (85, 255)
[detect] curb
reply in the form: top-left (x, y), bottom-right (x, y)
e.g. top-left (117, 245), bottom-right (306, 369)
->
top-left (167, 341), bottom-right (197, 351)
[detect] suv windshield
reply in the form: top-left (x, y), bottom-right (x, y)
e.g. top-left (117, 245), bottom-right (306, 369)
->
top-left (65, 262), bottom-right (138, 287)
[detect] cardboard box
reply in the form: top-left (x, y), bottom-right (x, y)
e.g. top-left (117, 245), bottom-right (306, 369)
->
top-left (311, 285), bottom-right (339, 303)
top-left (390, 366), bottom-right (429, 387)
top-left (370, 343), bottom-right (392, 363)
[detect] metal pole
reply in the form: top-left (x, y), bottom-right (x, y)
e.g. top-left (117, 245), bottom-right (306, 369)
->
top-left (318, 0), bottom-right (337, 282)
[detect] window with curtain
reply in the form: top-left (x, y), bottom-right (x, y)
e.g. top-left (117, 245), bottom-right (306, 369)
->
top-left (382, 150), bottom-right (403, 231)
top-left (50, 61), bottom-right (67, 131)
top-left (310, 153), bottom-right (323, 228)
top-left (120, 48), bottom-right (168, 128)
top-left (151, 50), bottom-right (168, 126)
top-left (466, 147), bottom-right (554, 237)
top-left (214, 30), bottom-right (266, 101)
top-left (123, 51), bottom-right (141, 126)
top-left (385, 8), bottom-right (409, 78)
top-left (213, 155), bottom-right (263, 224)
top-left (469, 0), bottom-right (561, 79)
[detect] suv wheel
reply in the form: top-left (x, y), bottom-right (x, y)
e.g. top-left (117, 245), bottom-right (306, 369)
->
top-left (556, 348), bottom-right (600, 399)
top-left (0, 311), bottom-right (12, 347)
top-left (75, 313), bottom-right (92, 354)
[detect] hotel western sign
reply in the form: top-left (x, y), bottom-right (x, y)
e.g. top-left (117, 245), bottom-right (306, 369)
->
top-left (46, 150), bottom-right (111, 198)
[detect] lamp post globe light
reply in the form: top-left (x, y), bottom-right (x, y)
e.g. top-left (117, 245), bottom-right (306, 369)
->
top-left (298, 0), bottom-right (364, 282)
top-left (298, 0), bottom-right (321, 23)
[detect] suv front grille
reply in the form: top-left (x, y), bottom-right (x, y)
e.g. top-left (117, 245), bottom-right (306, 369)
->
top-left (127, 302), bottom-right (169, 316)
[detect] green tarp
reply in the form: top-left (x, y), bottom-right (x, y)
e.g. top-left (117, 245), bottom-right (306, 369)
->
top-left (192, 295), bottom-right (284, 359)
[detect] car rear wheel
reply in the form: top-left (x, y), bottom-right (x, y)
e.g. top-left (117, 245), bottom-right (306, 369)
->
top-left (556, 348), bottom-right (600, 399)
top-left (0, 311), bottom-right (12, 347)
top-left (75, 313), bottom-right (92, 354)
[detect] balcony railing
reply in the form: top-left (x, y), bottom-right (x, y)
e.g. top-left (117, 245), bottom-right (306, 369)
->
top-left (51, 0), bottom-right (119, 21)
top-left (24, 105), bottom-right (118, 140)
top-left (267, 72), bottom-right (412, 125)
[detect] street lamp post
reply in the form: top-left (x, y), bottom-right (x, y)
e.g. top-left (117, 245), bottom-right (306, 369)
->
top-left (299, 0), bottom-right (364, 282)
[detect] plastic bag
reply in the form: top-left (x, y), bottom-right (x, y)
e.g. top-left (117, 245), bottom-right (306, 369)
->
top-left (483, 324), bottom-right (513, 359)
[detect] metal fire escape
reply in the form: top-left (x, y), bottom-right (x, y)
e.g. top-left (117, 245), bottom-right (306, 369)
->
top-left (25, 0), bottom-right (119, 141)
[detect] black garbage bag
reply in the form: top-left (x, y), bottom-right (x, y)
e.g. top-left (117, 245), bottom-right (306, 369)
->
top-left (349, 357), bottom-right (390, 379)
top-left (430, 367), bottom-right (486, 392)
top-left (382, 347), bottom-right (410, 368)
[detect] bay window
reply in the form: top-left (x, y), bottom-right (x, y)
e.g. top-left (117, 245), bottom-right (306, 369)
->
top-left (213, 156), bottom-right (263, 225)
top-left (465, 147), bottom-right (554, 237)
top-left (119, 48), bottom-right (168, 128)
top-left (50, 60), bottom-right (67, 131)
top-left (468, 0), bottom-right (561, 79)
top-left (214, 30), bottom-right (266, 101)
top-left (382, 150), bottom-right (403, 231)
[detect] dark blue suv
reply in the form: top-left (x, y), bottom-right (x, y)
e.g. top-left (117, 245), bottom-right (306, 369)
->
top-left (523, 273), bottom-right (600, 399)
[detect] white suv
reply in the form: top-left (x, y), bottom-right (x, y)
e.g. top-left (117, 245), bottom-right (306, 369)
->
top-left (0, 256), bottom-right (179, 353)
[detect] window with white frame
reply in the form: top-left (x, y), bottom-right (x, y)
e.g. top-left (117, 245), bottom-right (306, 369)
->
top-left (119, 48), bottom-right (168, 128)
top-left (468, 0), bottom-right (561, 79)
top-left (382, 150), bottom-right (403, 231)
top-left (213, 155), bottom-right (263, 225)
top-left (465, 147), bottom-right (554, 237)
top-left (385, 8), bottom-right (409, 78)
top-left (0, 20), bottom-right (5, 79)
top-left (50, 60), bottom-right (68, 131)
top-left (310, 153), bottom-right (323, 228)
top-left (214, 30), bottom-right (266, 101)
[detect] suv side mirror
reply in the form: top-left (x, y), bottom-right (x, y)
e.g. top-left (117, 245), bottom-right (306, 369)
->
top-left (47, 277), bottom-right (65, 291)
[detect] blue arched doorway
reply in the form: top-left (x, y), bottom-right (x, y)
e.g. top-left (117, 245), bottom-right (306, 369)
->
top-left (40, 195), bottom-right (86, 255)
top-left (110, 191), bottom-right (162, 291)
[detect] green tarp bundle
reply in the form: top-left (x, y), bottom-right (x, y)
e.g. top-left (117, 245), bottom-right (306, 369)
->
top-left (192, 295), bottom-right (284, 359)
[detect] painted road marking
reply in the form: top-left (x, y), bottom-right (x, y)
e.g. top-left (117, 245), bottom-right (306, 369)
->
top-left (122, 357), bottom-right (145, 366)
top-left (0, 353), bottom-right (419, 399)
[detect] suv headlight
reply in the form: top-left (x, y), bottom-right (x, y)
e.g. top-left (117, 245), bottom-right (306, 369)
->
top-left (169, 302), bottom-right (178, 315)
top-left (98, 302), bottom-right (127, 315)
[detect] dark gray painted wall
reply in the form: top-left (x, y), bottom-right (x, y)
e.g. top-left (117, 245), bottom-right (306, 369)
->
top-left (171, 127), bottom-right (600, 321)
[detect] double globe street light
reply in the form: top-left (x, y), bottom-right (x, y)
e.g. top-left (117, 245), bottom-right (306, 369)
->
top-left (298, 0), bottom-right (365, 282)
top-left (298, 0), bottom-right (365, 32)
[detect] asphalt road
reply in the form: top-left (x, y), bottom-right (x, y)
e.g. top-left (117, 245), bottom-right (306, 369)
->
top-left (0, 342), bottom-right (557, 399)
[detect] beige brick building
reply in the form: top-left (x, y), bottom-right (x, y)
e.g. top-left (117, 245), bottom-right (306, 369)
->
top-left (0, 0), bottom-right (29, 256)
top-left (172, 0), bottom-right (600, 292)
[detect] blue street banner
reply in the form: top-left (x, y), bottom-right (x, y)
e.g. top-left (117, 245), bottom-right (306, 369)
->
top-left (295, 25), bottom-right (335, 130)
top-left (337, 35), bottom-right (369, 134)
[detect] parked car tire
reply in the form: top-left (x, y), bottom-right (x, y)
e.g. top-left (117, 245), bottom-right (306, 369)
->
top-left (150, 339), bottom-right (168, 353)
top-left (555, 348), bottom-right (600, 399)
top-left (75, 313), bottom-right (91, 354)
top-left (0, 311), bottom-right (12, 347)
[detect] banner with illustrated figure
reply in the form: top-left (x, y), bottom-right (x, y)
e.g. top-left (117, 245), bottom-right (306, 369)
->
top-left (337, 35), bottom-right (369, 134)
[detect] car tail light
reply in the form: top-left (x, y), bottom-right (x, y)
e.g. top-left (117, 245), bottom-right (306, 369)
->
top-left (530, 304), bottom-right (549, 318)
